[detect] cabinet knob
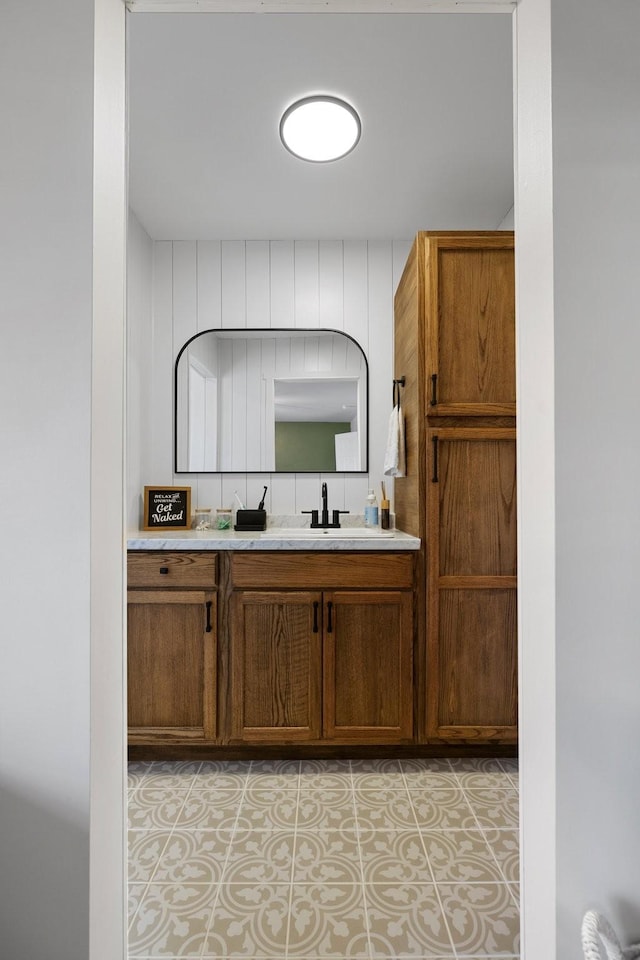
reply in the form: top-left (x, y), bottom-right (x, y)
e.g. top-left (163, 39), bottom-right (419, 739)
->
top-left (159, 566), bottom-right (169, 574)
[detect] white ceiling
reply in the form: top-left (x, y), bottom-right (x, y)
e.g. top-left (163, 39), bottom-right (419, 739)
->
top-left (127, 12), bottom-right (513, 240)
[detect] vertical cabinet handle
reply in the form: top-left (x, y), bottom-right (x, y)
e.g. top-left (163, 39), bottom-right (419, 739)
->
top-left (326, 601), bottom-right (333, 634)
top-left (205, 600), bottom-right (213, 633)
top-left (312, 601), bottom-right (319, 633)
top-left (432, 437), bottom-right (439, 483)
top-left (430, 373), bottom-right (438, 406)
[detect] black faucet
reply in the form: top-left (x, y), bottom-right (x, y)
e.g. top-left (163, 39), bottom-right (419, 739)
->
top-left (302, 482), bottom-right (350, 529)
top-left (321, 482), bottom-right (329, 526)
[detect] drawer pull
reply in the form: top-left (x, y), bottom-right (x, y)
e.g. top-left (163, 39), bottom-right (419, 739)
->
top-left (430, 373), bottom-right (438, 406)
top-left (326, 601), bottom-right (333, 634)
top-left (159, 566), bottom-right (169, 574)
top-left (312, 601), bottom-right (319, 633)
top-left (205, 600), bottom-right (213, 633)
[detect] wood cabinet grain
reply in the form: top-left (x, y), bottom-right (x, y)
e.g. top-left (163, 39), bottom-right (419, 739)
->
top-left (127, 552), bottom-right (218, 744)
top-left (230, 590), bottom-right (322, 742)
top-left (229, 554), bottom-right (414, 746)
top-left (394, 231), bottom-right (517, 745)
top-left (427, 428), bottom-right (517, 741)
top-left (127, 550), bottom-right (416, 752)
top-left (127, 588), bottom-right (217, 743)
top-left (323, 590), bottom-right (413, 742)
top-left (423, 232), bottom-right (516, 417)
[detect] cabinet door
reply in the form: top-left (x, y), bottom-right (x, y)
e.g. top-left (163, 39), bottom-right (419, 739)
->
top-left (127, 590), bottom-right (217, 743)
top-left (230, 590), bottom-right (322, 742)
top-left (425, 235), bottom-right (515, 416)
top-left (323, 591), bottom-right (413, 743)
top-left (427, 428), bottom-right (517, 741)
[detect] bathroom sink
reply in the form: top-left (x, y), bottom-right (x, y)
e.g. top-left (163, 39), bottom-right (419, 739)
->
top-left (260, 527), bottom-right (395, 539)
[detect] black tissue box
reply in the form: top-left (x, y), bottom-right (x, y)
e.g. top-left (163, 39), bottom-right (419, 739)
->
top-left (234, 509), bottom-right (267, 532)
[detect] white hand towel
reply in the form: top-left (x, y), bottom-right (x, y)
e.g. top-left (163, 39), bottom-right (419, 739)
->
top-left (383, 404), bottom-right (406, 477)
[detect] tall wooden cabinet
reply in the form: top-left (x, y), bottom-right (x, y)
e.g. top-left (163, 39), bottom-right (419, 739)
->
top-left (394, 231), bottom-right (517, 744)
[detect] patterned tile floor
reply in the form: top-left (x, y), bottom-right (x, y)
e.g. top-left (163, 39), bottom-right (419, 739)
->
top-left (128, 757), bottom-right (519, 959)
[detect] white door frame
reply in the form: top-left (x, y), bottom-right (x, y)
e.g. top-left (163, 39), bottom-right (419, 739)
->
top-left (91, 2), bottom-right (555, 958)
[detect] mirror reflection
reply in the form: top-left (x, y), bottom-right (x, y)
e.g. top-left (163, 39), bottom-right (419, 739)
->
top-left (175, 329), bottom-right (368, 473)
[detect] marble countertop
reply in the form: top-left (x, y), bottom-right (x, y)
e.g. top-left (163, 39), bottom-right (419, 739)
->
top-left (127, 525), bottom-right (420, 552)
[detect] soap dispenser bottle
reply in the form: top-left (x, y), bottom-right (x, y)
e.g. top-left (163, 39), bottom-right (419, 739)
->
top-left (364, 488), bottom-right (379, 527)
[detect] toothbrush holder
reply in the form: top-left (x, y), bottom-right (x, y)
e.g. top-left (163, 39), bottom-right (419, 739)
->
top-left (234, 509), bottom-right (267, 532)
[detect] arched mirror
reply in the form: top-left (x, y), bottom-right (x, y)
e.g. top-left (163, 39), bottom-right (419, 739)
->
top-left (175, 328), bottom-right (368, 473)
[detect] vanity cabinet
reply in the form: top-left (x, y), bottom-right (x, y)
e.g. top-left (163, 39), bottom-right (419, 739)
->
top-left (229, 589), bottom-right (322, 742)
top-left (323, 589), bottom-right (413, 742)
top-left (394, 230), bottom-right (517, 745)
top-left (127, 552), bottom-right (218, 744)
top-left (229, 553), bottom-right (414, 745)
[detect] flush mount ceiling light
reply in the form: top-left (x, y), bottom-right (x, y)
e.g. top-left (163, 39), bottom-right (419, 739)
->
top-left (279, 96), bottom-right (361, 163)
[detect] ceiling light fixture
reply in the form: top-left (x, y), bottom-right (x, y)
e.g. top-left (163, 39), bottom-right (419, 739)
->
top-left (279, 96), bottom-right (361, 163)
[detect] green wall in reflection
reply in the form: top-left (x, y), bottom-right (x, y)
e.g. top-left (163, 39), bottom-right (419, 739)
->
top-left (275, 422), bottom-right (351, 472)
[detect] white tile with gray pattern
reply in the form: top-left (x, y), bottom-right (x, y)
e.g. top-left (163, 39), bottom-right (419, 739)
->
top-left (128, 757), bottom-right (519, 959)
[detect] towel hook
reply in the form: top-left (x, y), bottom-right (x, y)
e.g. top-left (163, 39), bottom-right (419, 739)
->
top-left (392, 376), bottom-right (406, 406)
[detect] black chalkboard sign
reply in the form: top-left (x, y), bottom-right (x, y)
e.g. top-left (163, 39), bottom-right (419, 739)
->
top-left (143, 486), bottom-right (191, 531)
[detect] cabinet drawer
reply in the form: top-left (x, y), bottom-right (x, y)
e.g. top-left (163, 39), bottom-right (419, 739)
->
top-left (231, 552), bottom-right (414, 589)
top-left (128, 552), bottom-right (217, 588)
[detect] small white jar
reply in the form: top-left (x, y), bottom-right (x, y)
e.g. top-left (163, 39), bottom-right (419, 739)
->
top-left (194, 507), bottom-right (212, 530)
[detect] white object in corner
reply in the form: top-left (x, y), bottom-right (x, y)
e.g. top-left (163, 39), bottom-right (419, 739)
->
top-left (335, 431), bottom-right (359, 471)
top-left (582, 910), bottom-right (640, 960)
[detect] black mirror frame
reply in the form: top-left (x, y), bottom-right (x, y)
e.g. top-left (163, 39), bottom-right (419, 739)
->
top-left (173, 327), bottom-right (369, 474)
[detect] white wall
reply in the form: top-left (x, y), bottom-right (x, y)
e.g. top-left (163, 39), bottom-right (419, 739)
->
top-left (129, 237), bottom-right (411, 527)
top-left (551, 0), bottom-right (640, 954)
top-left (127, 210), bottom-right (154, 522)
top-left (497, 206), bottom-right (514, 229)
top-left (0, 0), bottom-right (93, 956)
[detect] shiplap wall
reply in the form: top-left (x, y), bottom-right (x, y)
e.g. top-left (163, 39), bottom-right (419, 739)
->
top-left (127, 230), bottom-right (412, 526)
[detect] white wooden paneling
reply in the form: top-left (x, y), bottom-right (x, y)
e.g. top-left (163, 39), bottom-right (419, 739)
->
top-left (221, 241), bottom-right (246, 328)
top-left (295, 473), bottom-right (323, 516)
top-left (218, 338), bottom-right (234, 470)
top-left (245, 337), bottom-right (262, 470)
top-left (319, 241), bottom-right (344, 331)
top-left (150, 241), bottom-right (174, 488)
top-left (231, 338), bottom-right (247, 470)
top-left (343, 241), bottom-right (369, 356)
top-left (132, 237), bottom-right (407, 523)
top-left (197, 240), bottom-right (222, 331)
top-left (173, 241), bottom-right (197, 354)
top-left (294, 240), bottom-right (319, 328)
top-left (270, 240), bottom-right (295, 328)
top-left (246, 241), bottom-right (271, 328)
top-left (367, 240), bottom-right (393, 508)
